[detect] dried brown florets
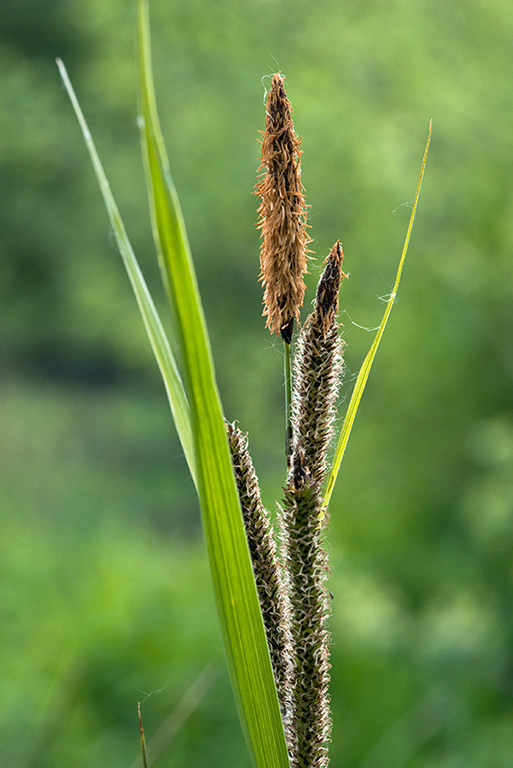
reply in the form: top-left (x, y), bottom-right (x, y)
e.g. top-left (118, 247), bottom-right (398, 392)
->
top-left (256, 74), bottom-right (311, 342)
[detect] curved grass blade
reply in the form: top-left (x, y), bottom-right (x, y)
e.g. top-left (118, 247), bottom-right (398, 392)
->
top-left (56, 59), bottom-right (195, 485)
top-left (324, 121), bottom-right (432, 507)
top-left (136, 2), bottom-right (290, 767)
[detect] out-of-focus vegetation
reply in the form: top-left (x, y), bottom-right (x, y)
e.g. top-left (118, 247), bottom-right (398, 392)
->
top-left (2, 0), bottom-right (513, 766)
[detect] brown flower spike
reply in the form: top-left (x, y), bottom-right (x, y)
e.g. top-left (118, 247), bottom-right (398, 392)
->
top-left (256, 74), bottom-right (310, 343)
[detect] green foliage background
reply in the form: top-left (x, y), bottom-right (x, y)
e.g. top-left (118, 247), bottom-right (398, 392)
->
top-left (2, 0), bottom-right (513, 766)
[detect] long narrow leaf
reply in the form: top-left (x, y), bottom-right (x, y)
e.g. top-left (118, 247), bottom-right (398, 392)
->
top-left (136, 3), bottom-right (290, 767)
top-left (324, 121), bottom-right (432, 507)
top-left (56, 59), bottom-right (196, 484)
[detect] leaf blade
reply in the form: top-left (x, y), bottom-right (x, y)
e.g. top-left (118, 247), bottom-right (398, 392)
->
top-left (324, 121), bottom-right (432, 507)
top-left (56, 58), bottom-right (196, 484)
top-left (136, 3), bottom-right (290, 767)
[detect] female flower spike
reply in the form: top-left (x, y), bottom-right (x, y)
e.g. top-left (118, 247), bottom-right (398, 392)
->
top-left (256, 74), bottom-right (310, 343)
top-left (290, 240), bottom-right (346, 485)
top-left (280, 242), bottom-right (346, 768)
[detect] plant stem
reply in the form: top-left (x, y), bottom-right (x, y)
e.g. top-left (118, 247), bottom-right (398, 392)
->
top-left (138, 702), bottom-right (149, 768)
top-left (284, 339), bottom-right (293, 465)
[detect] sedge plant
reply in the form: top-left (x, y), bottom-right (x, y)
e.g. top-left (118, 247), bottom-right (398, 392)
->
top-left (57, 2), bottom-right (431, 765)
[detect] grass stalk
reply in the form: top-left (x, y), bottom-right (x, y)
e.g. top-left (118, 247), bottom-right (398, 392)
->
top-left (138, 703), bottom-right (149, 768)
top-left (284, 339), bottom-right (293, 464)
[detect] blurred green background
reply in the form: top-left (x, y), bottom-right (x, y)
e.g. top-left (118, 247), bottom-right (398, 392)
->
top-left (2, 0), bottom-right (513, 765)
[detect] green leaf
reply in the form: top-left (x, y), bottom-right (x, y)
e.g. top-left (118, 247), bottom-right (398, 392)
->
top-left (56, 58), bottom-right (196, 485)
top-left (136, 2), bottom-right (290, 767)
top-left (324, 121), bottom-right (432, 508)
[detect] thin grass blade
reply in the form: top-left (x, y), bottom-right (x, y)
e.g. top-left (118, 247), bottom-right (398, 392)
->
top-left (324, 121), bottom-right (432, 507)
top-left (56, 59), bottom-right (195, 484)
top-left (136, 2), bottom-right (289, 766)
top-left (137, 703), bottom-right (149, 768)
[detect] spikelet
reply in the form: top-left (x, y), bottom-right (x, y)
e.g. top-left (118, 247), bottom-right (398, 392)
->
top-left (256, 74), bottom-right (310, 343)
top-left (226, 422), bottom-right (295, 753)
top-left (279, 241), bottom-right (346, 768)
top-left (290, 241), bottom-right (346, 485)
top-left (281, 465), bottom-right (331, 768)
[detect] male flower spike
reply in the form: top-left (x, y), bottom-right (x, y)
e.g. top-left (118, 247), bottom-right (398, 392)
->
top-left (256, 74), bottom-right (310, 343)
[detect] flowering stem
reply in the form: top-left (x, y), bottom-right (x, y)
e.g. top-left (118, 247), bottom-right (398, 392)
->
top-left (284, 339), bottom-right (293, 464)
